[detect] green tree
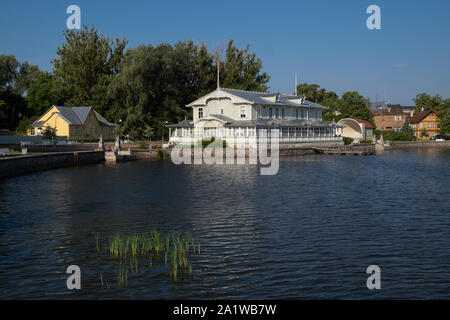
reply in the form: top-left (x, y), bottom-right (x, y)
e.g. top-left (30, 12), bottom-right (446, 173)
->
top-left (25, 71), bottom-right (60, 116)
top-left (42, 126), bottom-right (57, 140)
top-left (400, 117), bottom-right (414, 137)
top-left (52, 25), bottom-right (127, 115)
top-left (435, 98), bottom-right (450, 134)
top-left (15, 117), bottom-right (31, 135)
top-left (296, 83), bottom-right (339, 120)
top-left (337, 91), bottom-right (372, 122)
top-left (0, 54), bottom-right (40, 130)
top-left (109, 39), bottom-right (269, 139)
top-left (421, 127), bottom-right (429, 138)
top-left (413, 93), bottom-right (442, 112)
top-left (221, 40), bottom-right (270, 92)
top-left (400, 117), bottom-right (415, 140)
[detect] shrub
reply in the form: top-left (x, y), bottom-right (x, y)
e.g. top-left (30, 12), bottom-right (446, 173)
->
top-left (42, 126), bottom-right (57, 140)
top-left (374, 130), bottom-right (416, 141)
top-left (202, 137), bottom-right (215, 148)
top-left (343, 137), bottom-right (354, 145)
top-left (137, 141), bottom-right (149, 149)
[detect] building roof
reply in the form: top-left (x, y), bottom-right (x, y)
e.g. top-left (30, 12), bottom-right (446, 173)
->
top-left (32, 106), bottom-right (118, 127)
top-left (343, 118), bottom-right (375, 129)
top-left (167, 116), bottom-right (342, 128)
top-left (371, 108), bottom-right (405, 116)
top-left (409, 109), bottom-right (435, 124)
top-left (166, 119), bottom-right (194, 128)
top-left (387, 104), bottom-right (416, 110)
top-left (187, 87), bottom-right (328, 110)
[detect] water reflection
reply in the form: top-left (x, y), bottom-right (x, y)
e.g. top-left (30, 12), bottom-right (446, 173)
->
top-left (0, 148), bottom-right (449, 299)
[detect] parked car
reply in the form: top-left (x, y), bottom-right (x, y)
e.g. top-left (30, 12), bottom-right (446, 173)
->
top-left (431, 135), bottom-right (445, 142)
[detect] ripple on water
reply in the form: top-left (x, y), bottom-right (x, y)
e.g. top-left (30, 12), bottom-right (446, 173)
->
top-left (0, 149), bottom-right (450, 298)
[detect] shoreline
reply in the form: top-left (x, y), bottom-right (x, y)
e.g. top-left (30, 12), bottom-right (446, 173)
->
top-left (1, 141), bottom-right (449, 180)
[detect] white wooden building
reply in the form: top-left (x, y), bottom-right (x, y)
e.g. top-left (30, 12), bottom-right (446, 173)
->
top-left (167, 87), bottom-right (343, 144)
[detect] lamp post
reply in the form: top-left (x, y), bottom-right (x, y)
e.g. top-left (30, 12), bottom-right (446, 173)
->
top-left (162, 120), bottom-right (168, 148)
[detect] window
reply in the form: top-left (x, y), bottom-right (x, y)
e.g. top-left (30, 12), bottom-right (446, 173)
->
top-left (381, 116), bottom-right (385, 121)
top-left (419, 123), bottom-right (423, 129)
top-left (428, 122), bottom-right (432, 128)
top-left (276, 108), bottom-right (279, 119)
top-left (296, 109), bottom-right (299, 119)
top-left (240, 106), bottom-right (246, 118)
top-left (381, 126), bottom-right (385, 130)
top-left (220, 108), bottom-right (224, 115)
top-left (31, 128), bottom-right (35, 135)
top-left (434, 123), bottom-right (437, 128)
top-left (282, 108), bottom-right (285, 119)
top-left (76, 127), bottom-right (80, 135)
top-left (198, 108), bottom-right (203, 118)
top-left (269, 107), bottom-right (273, 118)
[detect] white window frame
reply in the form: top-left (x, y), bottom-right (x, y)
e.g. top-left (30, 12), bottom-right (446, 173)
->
top-left (240, 106), bottom-right (246, 118)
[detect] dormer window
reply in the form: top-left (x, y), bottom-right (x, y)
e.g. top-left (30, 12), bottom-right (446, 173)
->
top-left (240, 106), bottom-right (246, 118)
top-left (198, 108), bottom-right (203, 118)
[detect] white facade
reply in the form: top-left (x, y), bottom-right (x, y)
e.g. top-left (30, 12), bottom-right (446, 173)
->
top-left (168, 88), bottom-right (343, 144)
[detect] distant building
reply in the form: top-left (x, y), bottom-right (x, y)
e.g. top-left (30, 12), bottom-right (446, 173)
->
top-left (387, 104), bottom-right (416, 115)
top-left (167, 87), bottom-right (343, 144)
top-left (372, 108), bottom-right (407, 131)
top-left (370, 101), bottom-right (388, 111)
top-left (409, 109), bottom-right (440, 139)
top-left (336, 118), bottom-right (374, 142)
top-left (28, 106), bottom-right (119, 140)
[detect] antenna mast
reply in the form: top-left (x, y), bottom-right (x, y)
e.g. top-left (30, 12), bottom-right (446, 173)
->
top-left (216, 51), bottom-right (220, 89)
top-left (295, 72), bottom-right (298, 96)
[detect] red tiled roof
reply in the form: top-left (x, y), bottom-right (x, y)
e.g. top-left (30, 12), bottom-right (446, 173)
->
top-left (409, 110), bottom-right (435, 124)
top-left (350, 118), bottom-right (375, 129)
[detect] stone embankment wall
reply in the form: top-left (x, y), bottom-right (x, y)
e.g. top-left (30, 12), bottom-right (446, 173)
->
top-left (387, 141), bottom-right (450, 149)
top-left (0, 151), bottom-right (104, 179)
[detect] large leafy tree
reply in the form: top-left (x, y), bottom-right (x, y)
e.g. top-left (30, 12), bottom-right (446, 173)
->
top-left (296, 83), bottom-right (339, 120)
top-left (413, 93), bottom-right (442, 112)
top-left (109, 39), bottom-right (270, 139)
top-left (413, 93), bottom-right (450, 134)
top-left (52, 25), bottom-right (127, 115)
top-left (221, 40), bottom-right (270, 92)
top-left (25, 71), bottom-right (61, 116)
top-left (435, 98), bottom-right (450, 134)
top-left (337, 91), bottom-right (372, 121)
top-left (0, 54), bottom-right (41, 130)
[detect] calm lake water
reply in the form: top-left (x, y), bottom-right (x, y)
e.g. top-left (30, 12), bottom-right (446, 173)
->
top-left (0, 148), bottom-right (449, 299)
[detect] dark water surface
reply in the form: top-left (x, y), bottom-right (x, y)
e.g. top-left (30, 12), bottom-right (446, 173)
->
top-left (0, 148), bottom-right (449, 299)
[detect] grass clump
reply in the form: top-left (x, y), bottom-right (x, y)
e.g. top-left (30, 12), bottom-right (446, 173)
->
top-left (99, 229), bottom-right (200, 286)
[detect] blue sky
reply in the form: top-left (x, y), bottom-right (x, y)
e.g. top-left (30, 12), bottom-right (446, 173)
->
top-left (1, 0), bottom-right (449, 105)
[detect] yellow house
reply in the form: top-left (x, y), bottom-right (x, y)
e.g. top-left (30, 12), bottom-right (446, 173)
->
top-left (28, 106), bottom-right (119, 140)
top-left (409, 109), bottom-right (440, 140)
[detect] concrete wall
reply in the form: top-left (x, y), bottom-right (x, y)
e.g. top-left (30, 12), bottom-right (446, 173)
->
top-left (387, 140), bottom-right (450, 149)
top-left (0, 135), bottom-right (68, 145)
top-left (0, 151), bottom-right (104, 179)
